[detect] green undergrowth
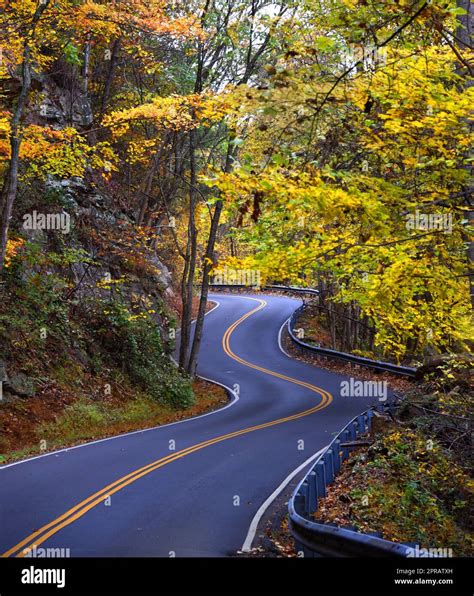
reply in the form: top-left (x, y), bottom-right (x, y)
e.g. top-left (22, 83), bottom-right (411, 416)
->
top-left (347, 428), bottom-right (472, 553)
top-left (0, 240), bottom-right (193, 408)
top-left (38, 394), bottom-right (179, 443)
top-left (0, 241), bottom-right (201, 461)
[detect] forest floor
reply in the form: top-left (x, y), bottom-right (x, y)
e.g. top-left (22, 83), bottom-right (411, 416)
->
top-left (312, 410), bottom-right (473, 556)
top-left (242, 382), bottom-right (473, 558)
top-left (296, 305), bottom-right (417, 368)
top-left (0, 377), bottom-right (228, 464)
top-left (0, 296), bottom-right (227, 464)
top-left (282, 327), bottom-right (414, 395)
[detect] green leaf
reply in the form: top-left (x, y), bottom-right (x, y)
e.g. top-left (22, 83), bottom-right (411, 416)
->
top-left (64, 43), bottom-right (82, 66)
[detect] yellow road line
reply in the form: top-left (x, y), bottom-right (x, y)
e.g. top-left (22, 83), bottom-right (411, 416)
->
top-left (223, 299), bottom-right (331, 393)
top-left (3, 297), bottom-right (332, 558)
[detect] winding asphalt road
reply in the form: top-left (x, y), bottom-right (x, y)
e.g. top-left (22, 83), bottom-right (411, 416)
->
top-left (0, 293), bottom-right (385, 557)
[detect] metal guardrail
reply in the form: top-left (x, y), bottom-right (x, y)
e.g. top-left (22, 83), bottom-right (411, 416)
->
top-left (207, 283), bottom-right (256, 289)
top-left (289, 407), bottom-right (416, 557)
top-left (265, 285), bottom-right (320, 296)
top-left (207, 283), bottom-right (416, 376)
top-left (207, 283), bottom-right (320, 296)
top-left (288, 304), bottom-right (417, 378)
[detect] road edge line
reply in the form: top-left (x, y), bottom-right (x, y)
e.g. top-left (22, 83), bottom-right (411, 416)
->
top-left (240, 446), bottom-right (326, 553)
top-left (277, 316), bottom-right (292, 358)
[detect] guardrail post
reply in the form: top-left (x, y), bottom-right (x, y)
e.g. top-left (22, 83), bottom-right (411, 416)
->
top-left (349, 422), bottom-right (357, 441)
top-left (294, 493), bottom-right (305, 516)
top-left (323, 450), bottom-right (334, 484)
top-left (341, 429), bottom-right (351, 459)
top-left (315, 461), bottom-right (326, 498)
top-left (366, 410), bottom-right (374, 431)
top-left (332, 439), bottom-right (341, 474)
top-left (308, 471), bottom-right (317, 513)
top-left (301, 480), bottom-right (309, 515)
top-left (357, 414), bottom-right (366, 433)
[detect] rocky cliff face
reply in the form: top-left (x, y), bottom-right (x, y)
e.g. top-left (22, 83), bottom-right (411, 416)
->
top-left (0, 72), bottom-right (181, 406)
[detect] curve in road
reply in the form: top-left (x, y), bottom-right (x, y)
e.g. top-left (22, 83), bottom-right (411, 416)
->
top-left (0, 293), bottom-right (385, 557)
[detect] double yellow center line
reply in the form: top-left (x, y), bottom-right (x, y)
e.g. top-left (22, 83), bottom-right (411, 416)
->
top-left (2, 297), bottom-right (332, 558)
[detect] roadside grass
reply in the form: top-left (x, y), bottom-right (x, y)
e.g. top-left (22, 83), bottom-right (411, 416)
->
top-left (0, 261), bottom-right (225, 464)
top-left (0, 378), bottom-right (228, 464)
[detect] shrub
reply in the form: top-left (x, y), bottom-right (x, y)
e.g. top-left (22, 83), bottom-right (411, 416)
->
top-left (97, 300), bottom-right (194, 408)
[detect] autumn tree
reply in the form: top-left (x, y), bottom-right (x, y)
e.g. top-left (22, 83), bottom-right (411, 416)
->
top-left (207, 0), bottom-right (473, 363)
top-left (0, 0), bottom-right (200, 272)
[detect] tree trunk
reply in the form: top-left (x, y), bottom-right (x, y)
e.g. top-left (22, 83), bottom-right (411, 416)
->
top-left (0, 134), bottom-right (23, 271)
top-left (83, 40), bottom-right (90, 95)
top-left (0, 1), bottom-right (50, 272)
top-left (0, 51), bottom-right (31, 271)
top-left (181, 0), bottom-right (279, 375)
top-left (98, 38), bottom-right (121, 123)
top-left (179, 129), bottom-right (198, 371)
top-left (187, 200), bottom-right (223, 377)
top-left (456, 0), bottom-right (473, 309)
top-left (187, 146), bottom-right (235, 376)
top-left (137, 155), bottom-right (160, 226)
